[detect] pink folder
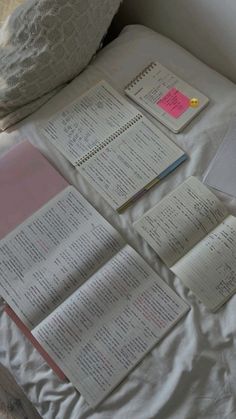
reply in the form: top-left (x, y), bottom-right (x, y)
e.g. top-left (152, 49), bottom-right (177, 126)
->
top-left (0, 141), bottom-right (68, 238)
top-left (1, 141), bottom-right (68, 380)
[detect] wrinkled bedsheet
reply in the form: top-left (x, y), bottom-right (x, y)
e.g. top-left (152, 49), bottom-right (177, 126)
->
top-left (0, 25), bottom-right (236, 419)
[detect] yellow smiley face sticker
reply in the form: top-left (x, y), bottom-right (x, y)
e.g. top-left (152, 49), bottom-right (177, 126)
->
top-left (190, 98), bottom-right (199, 107)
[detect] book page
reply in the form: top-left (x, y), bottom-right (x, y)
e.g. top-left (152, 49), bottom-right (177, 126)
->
top-left (33, 245), bottom-right (189, 407)
top-left (172, 215), bottom-right (236, 311)
top-left (134, 177), bottom-right (228, 267)
top-left (125, 62), bottom-right (209, 133)
top-left (40, 80), bottom-right (140, 165)
top-left (0, 186), bottom-right (124, 329)
top-left (80, 117), bottom-right (186, 210)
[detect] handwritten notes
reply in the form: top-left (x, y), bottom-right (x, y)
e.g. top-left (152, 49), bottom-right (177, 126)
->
top-left (157, 88), bottom-right (190, 118)
top-left (134, 177), bottom-right (236, 311)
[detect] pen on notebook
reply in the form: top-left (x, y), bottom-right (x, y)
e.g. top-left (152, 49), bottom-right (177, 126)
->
top-left (118, 154), bottom-right (187, 213)
top-left (157, 154), bottom-right (188, 180)
top-left (118, 179), bottom-right (160, 213)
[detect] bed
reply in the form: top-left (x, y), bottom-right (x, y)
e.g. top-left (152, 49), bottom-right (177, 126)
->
top-left (0, 24), bottom-right (236, 418)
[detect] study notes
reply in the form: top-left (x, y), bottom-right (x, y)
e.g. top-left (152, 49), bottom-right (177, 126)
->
top-left (40, 80), bottom-right (187, 211)
top-left (134, 177), bottom-right (236, 311)
top-left (125, 62), bottom-right (209, 133)
top-left (0, 186), bottom-right (189, 407)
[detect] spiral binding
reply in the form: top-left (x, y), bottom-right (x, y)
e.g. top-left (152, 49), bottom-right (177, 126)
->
top-left (75, 113), bottom-right (143, 167)
top-left (125, 62), bottom-right (157, 91)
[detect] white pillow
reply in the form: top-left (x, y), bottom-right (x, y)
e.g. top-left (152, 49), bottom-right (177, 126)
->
top-left (0, 0), bottom-right (121, 130)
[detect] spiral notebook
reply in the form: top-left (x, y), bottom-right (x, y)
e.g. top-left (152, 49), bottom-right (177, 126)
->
top-left (40, 80), bottom-right (187, 211)
top-left (125, 62), bottom-right (209, 133)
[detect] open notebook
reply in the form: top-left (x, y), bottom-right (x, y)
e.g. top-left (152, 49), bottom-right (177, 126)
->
top-left (0, 144), bottom-right (189, 407)
top-left (134, 177), bottom-right (236, 312)
top-left (39, 80), bottom-right (187, 211)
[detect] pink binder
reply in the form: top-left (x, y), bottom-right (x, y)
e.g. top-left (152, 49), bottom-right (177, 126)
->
top-left (1, 141), bottom-right (68, 380)
top-left (0, 141), bottom-right (68, 238)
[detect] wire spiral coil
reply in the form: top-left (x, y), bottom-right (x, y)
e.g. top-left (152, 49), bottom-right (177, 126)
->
top-left (75, 113), bottom-right (143, 167)
top-left (125, 62), bottom-right (157, 90)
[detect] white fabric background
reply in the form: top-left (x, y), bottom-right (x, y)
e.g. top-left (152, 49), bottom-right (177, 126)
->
top-left (0, 25), bottom-right (236, 418)
top-left (118, 0), bottom-right (236, 85)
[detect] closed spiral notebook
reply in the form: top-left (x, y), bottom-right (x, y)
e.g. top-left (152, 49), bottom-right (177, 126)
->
top-left (40, 80), bottom-right (187, 211)
top-left (125, 62), bottom-right (209, 133)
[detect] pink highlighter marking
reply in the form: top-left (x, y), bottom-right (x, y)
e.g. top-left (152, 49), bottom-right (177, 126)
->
top-left (157, 88), bottom-right (190, 118)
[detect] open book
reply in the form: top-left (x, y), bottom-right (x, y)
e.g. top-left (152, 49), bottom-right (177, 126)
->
top-left (134, 176), bottom-right (236, 312)
top-left (39, 80), bottom-right (187, 212)
top-left (125, 62), bottom-right (209, 133)
top-left (0, 186), bottom-right (189, 407)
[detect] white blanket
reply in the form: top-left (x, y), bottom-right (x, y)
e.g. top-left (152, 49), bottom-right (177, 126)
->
top-left (1, 25), bottom-right (236, 419)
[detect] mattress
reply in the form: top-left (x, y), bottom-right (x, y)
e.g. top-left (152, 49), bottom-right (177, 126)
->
top-left (0, 25), bottom-right (236, 419)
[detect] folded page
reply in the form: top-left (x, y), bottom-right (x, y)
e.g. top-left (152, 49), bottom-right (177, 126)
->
top-left (134, 177), bottom-right (228, 267)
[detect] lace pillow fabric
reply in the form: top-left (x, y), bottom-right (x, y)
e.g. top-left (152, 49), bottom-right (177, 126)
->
top-left (0, 0), bottom-right (121, 130)
top-left (0, 0), bottom-right (26, 24)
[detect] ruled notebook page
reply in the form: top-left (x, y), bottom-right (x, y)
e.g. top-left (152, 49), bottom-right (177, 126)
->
top-left (80, 116), bottom-right (186, 210)
top-left (40, 80), bottom-right (140, 165)
top-left (33, 245), bottom-right (189, 407)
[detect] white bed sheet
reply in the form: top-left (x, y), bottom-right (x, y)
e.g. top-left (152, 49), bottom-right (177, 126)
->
top-left (1, 25), bottom-right (236, 419)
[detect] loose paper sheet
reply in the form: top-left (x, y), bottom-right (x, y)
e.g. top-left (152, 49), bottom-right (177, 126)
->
top-left (204, 122), bottom-right (236, 198)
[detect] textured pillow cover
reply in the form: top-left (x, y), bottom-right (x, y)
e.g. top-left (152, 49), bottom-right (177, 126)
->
top-left (0, 0), bottom-right (121, 130)
top-left (0, 0), bottom-right (26, 24)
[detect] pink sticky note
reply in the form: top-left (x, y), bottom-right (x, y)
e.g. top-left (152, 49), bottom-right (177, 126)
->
top-left (157, 88), bottom-right (190, 118)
